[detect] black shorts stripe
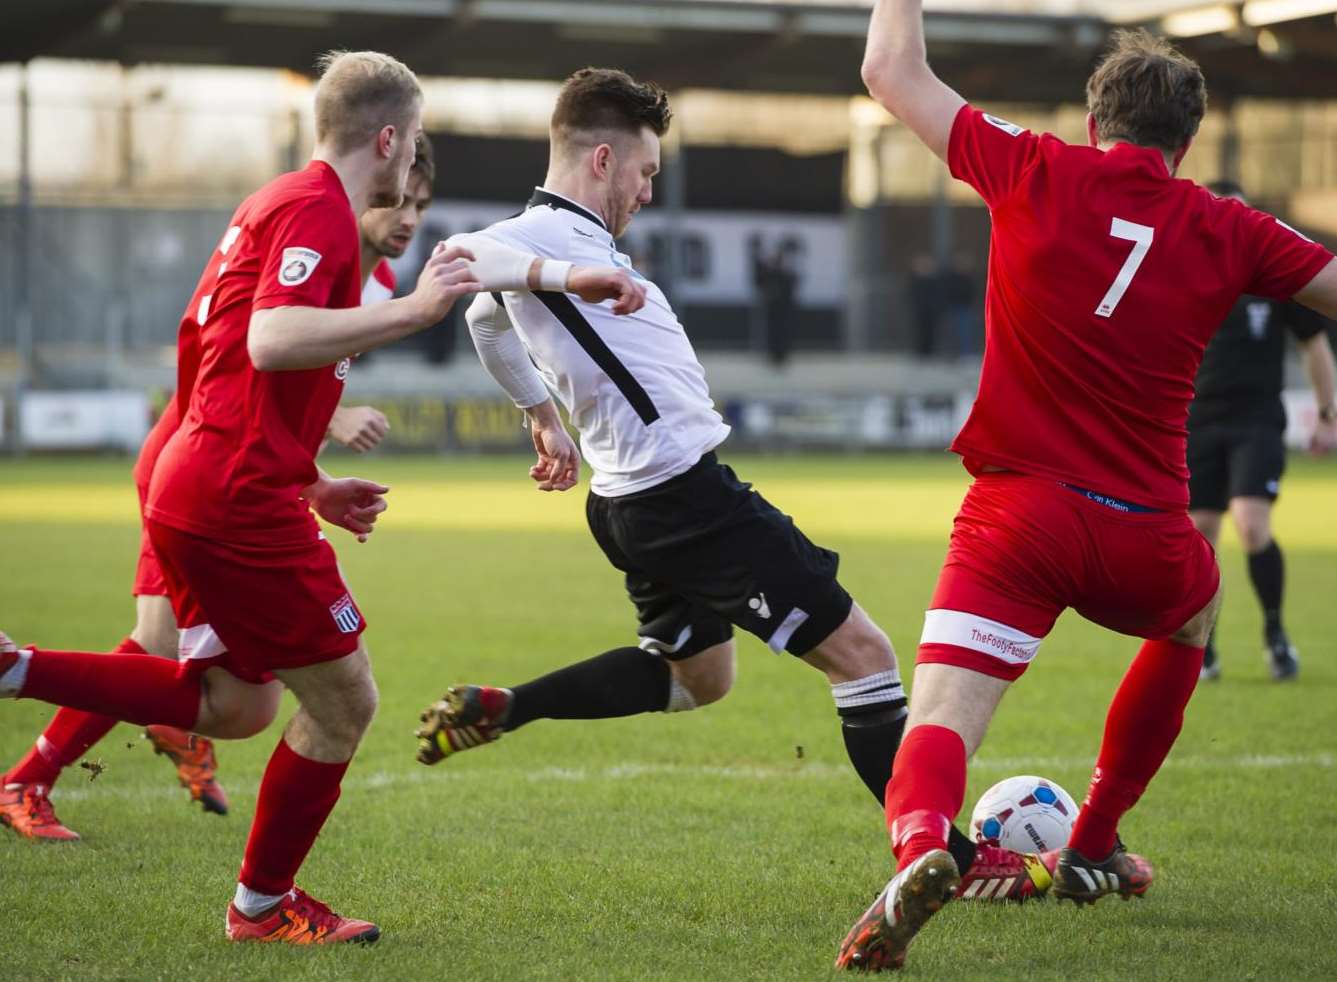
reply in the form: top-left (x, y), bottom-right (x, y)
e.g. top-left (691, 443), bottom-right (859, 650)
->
top-left (534, 292), bottom-right (660, 425)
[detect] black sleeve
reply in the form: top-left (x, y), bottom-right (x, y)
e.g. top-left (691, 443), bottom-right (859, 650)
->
top-left (1281, 301), bottom-right (1331, 343)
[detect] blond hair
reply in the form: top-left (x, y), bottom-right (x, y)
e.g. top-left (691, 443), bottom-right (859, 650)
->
top-left (314, 50), bottom-right (422, 154)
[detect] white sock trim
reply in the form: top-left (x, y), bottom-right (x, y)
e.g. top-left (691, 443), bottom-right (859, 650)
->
top-left (665, 676), bottom-right (698, 713)
top-left (233, 884), bottom-right (287, 919)
top-left (831, 669), bottom-right (905, 710)
top-left (0, 648), bottom-right (32, 698)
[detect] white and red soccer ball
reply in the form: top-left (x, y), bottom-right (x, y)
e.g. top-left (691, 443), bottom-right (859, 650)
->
top-left (970, 775), bottom-right (1078, 853)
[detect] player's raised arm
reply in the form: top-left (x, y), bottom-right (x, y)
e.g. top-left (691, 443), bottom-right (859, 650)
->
top-left (445, 231), bottom-right (646, 314)
top-left (861, 0), bottom-right (966, 162)
top-left (248, 244), bottom-right (483, 371)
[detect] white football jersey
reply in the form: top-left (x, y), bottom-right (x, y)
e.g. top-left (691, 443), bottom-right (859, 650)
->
top-left (471, 188), bottom-right (730, 497)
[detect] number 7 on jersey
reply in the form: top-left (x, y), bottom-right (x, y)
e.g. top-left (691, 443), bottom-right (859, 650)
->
top-left (1095, 218), bottom-right (1154, 318)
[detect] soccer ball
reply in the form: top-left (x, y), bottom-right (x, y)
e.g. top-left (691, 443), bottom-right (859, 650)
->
top-left (969, 775), bottom-right (1078, 854)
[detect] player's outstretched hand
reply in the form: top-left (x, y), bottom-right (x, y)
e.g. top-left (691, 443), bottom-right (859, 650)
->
top-left (305, 476), bottom-right (390, 543)
top-left (328, 405), bottom-right (390, 453)
top-left (567, 267), bottom-right (646, 315)
top-left (529, 420), bottom-right (580, 492)
top-left (411, 244), bottom-right (484, 325)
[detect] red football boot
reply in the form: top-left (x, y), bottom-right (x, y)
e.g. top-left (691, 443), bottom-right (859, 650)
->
top-left (145, 725), bottom-right (229, 815)
top-left (835, 850), bottom-right (960, 972)
top-left (956, 843), bottom-right (1055, 901)
top-left (226, 888), bottom-right (380, 944)
top-left (0, 783), bottom-right (80, 841)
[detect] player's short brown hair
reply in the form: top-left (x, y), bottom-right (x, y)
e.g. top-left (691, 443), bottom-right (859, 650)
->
top-left (410, 132), bottom-right (435, 188)
top-left (314, 50), bottom-right (422, 154)
top-left (551, 67), bottom-right (672, 155)
top-left (1086, 30), bottom-right (1206, 153)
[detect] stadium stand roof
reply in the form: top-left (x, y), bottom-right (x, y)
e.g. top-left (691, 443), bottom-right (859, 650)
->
top-left (4, 1), bottom-right (1337, 102)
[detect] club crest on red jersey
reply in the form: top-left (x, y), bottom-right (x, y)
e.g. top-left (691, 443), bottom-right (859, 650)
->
top-left (279, 247), bottom-right (322, 286)
top-left (982, 114), bottom-right (1025, 138)
top-left (329, 594), bottom-right (361, 634)
top-left (334, 358), bottom-right (351, 381)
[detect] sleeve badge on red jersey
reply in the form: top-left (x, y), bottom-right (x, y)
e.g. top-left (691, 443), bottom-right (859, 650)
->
top-left (982, 114), bottom-right (1025, 138)
top-left (279, 247), bottom-right (322, 286)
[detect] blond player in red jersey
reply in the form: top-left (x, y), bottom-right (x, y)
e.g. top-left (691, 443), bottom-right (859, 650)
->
top-left (0, 140), bottom-right (437, 843)
top-left (835, 7), bottom-right (1337, 972)
top-left (0, 50), bottom-right (642, 944)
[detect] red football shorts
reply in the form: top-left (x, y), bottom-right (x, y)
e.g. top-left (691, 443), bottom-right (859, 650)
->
top-left (918, 472), bottom-right (1219, 681)
top-left (133, 524), bottom-right (169, 597)
top-left (145, 518), bottom-right (365, 683)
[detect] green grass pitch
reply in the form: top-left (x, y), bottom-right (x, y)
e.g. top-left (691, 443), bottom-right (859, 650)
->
top-left (2, 453), bottom-right (1335, 980)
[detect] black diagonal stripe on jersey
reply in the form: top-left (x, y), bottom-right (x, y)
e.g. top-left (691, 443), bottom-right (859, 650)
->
top-left (534, 292), bottom-right (660, 425)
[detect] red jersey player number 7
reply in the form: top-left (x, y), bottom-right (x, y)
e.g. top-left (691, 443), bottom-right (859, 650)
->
top-left (835, 1), bottom-right (1337, 973)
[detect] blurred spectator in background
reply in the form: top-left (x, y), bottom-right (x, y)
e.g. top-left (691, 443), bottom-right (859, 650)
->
top-left (942, 252), bottom-right (977, 359)
top-left (908, 253), bottom-right (941, 358)
top-left (751, 233), bottom-right (801, 367)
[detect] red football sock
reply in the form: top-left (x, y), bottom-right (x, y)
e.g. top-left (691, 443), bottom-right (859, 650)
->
top-left (4, 638), bottom-right (147, 789)
top-left (239, 738), bottom-right (349, 896)
top-left (19, 646), bottom-right (199, 730)
top-left (1069, 639), bottom-right (1204, 859)
top-left (884, 724), bottom-right (967, 871)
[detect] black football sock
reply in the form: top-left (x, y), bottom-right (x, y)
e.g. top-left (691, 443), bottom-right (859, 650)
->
top-left (505, 647), bottom-right (671, 730)
top-left (1247, 540), bottom-right (1285, 637)
top-left (833, 672), bottom-right (977, 872)
top-left (839, 703), bottom-right (908, 802)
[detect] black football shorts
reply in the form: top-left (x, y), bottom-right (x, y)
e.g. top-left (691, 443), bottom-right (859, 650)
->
top-left (586, 453), bottom-right (853, 659)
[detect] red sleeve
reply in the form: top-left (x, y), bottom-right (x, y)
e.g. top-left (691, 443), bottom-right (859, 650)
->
top-left (252, 196), bottom-right (358, 312)
top-left (947, 104), bottom-right (1042, 209)
top-left (1239, 207), bottom-right (1334, 300)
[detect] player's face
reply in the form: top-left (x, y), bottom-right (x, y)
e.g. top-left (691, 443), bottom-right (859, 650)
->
top-left (369, 101), bottom-right (424, 210)
top-left (360, 171), bottom-right (431, 259)
top-left (607, 127), bottom-right (660, 238)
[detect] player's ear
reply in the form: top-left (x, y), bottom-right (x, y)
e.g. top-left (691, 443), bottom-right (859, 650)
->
top-left (376, 125), bottom-right (396, 161)
top-left (591, 143), bottom-right (614, 181)
top-left (1085, 113), bottom-right (1099, 148)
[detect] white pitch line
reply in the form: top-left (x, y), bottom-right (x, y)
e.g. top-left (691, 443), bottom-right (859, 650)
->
top-left (42, 752), bottom-right (1335, 804)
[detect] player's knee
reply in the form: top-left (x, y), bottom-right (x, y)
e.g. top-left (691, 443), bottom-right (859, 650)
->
top-left (807, 606), bottom-right (896, 683)
top-left (1172, 582), bottom-right (1224, 648)
top-left (1238, 521), bottom-right (1272, 553)
top-left (670, 642), bottom-right (735, 709)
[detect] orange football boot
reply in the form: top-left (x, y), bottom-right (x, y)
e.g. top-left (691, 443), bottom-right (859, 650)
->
top-left (145, 725), bottom-right (229, 815)
top-left (226, 888), bottom-right (380, 944)
top-left (0, 783), bottom-right (80, 841)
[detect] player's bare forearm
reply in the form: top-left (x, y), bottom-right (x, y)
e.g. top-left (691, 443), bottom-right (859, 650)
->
top-left (524, 398), bottom-right (565, 431)
top-left (1301, 332), bottom-right (1337, 412)
top-left (249, 298), bottom-right (431, 371)
top-left (861, 0), bottom-right (965, 162)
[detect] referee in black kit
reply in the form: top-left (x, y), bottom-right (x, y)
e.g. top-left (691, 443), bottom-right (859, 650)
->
top-left (1189, 181), bottom-right (1337, 681)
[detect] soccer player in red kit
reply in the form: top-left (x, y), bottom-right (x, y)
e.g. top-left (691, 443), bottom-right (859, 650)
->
top-left (0, 49), bottom-right (642, 943)
top-left (836, 7), bottom-right (1337, 971)
top-left (0, 142), bottom-right (438, 842)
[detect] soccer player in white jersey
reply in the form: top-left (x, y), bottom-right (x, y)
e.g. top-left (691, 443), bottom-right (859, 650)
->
top-left (413, 67), bottom-right (1051, 903)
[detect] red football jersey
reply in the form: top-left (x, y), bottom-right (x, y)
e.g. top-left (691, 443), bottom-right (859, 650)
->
top-left (948, 106), bottom-right (1333, 511)
top-left (362, 257), bottom-right (397, 306)
top-left (147, 161), bottom-right (360, 544)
